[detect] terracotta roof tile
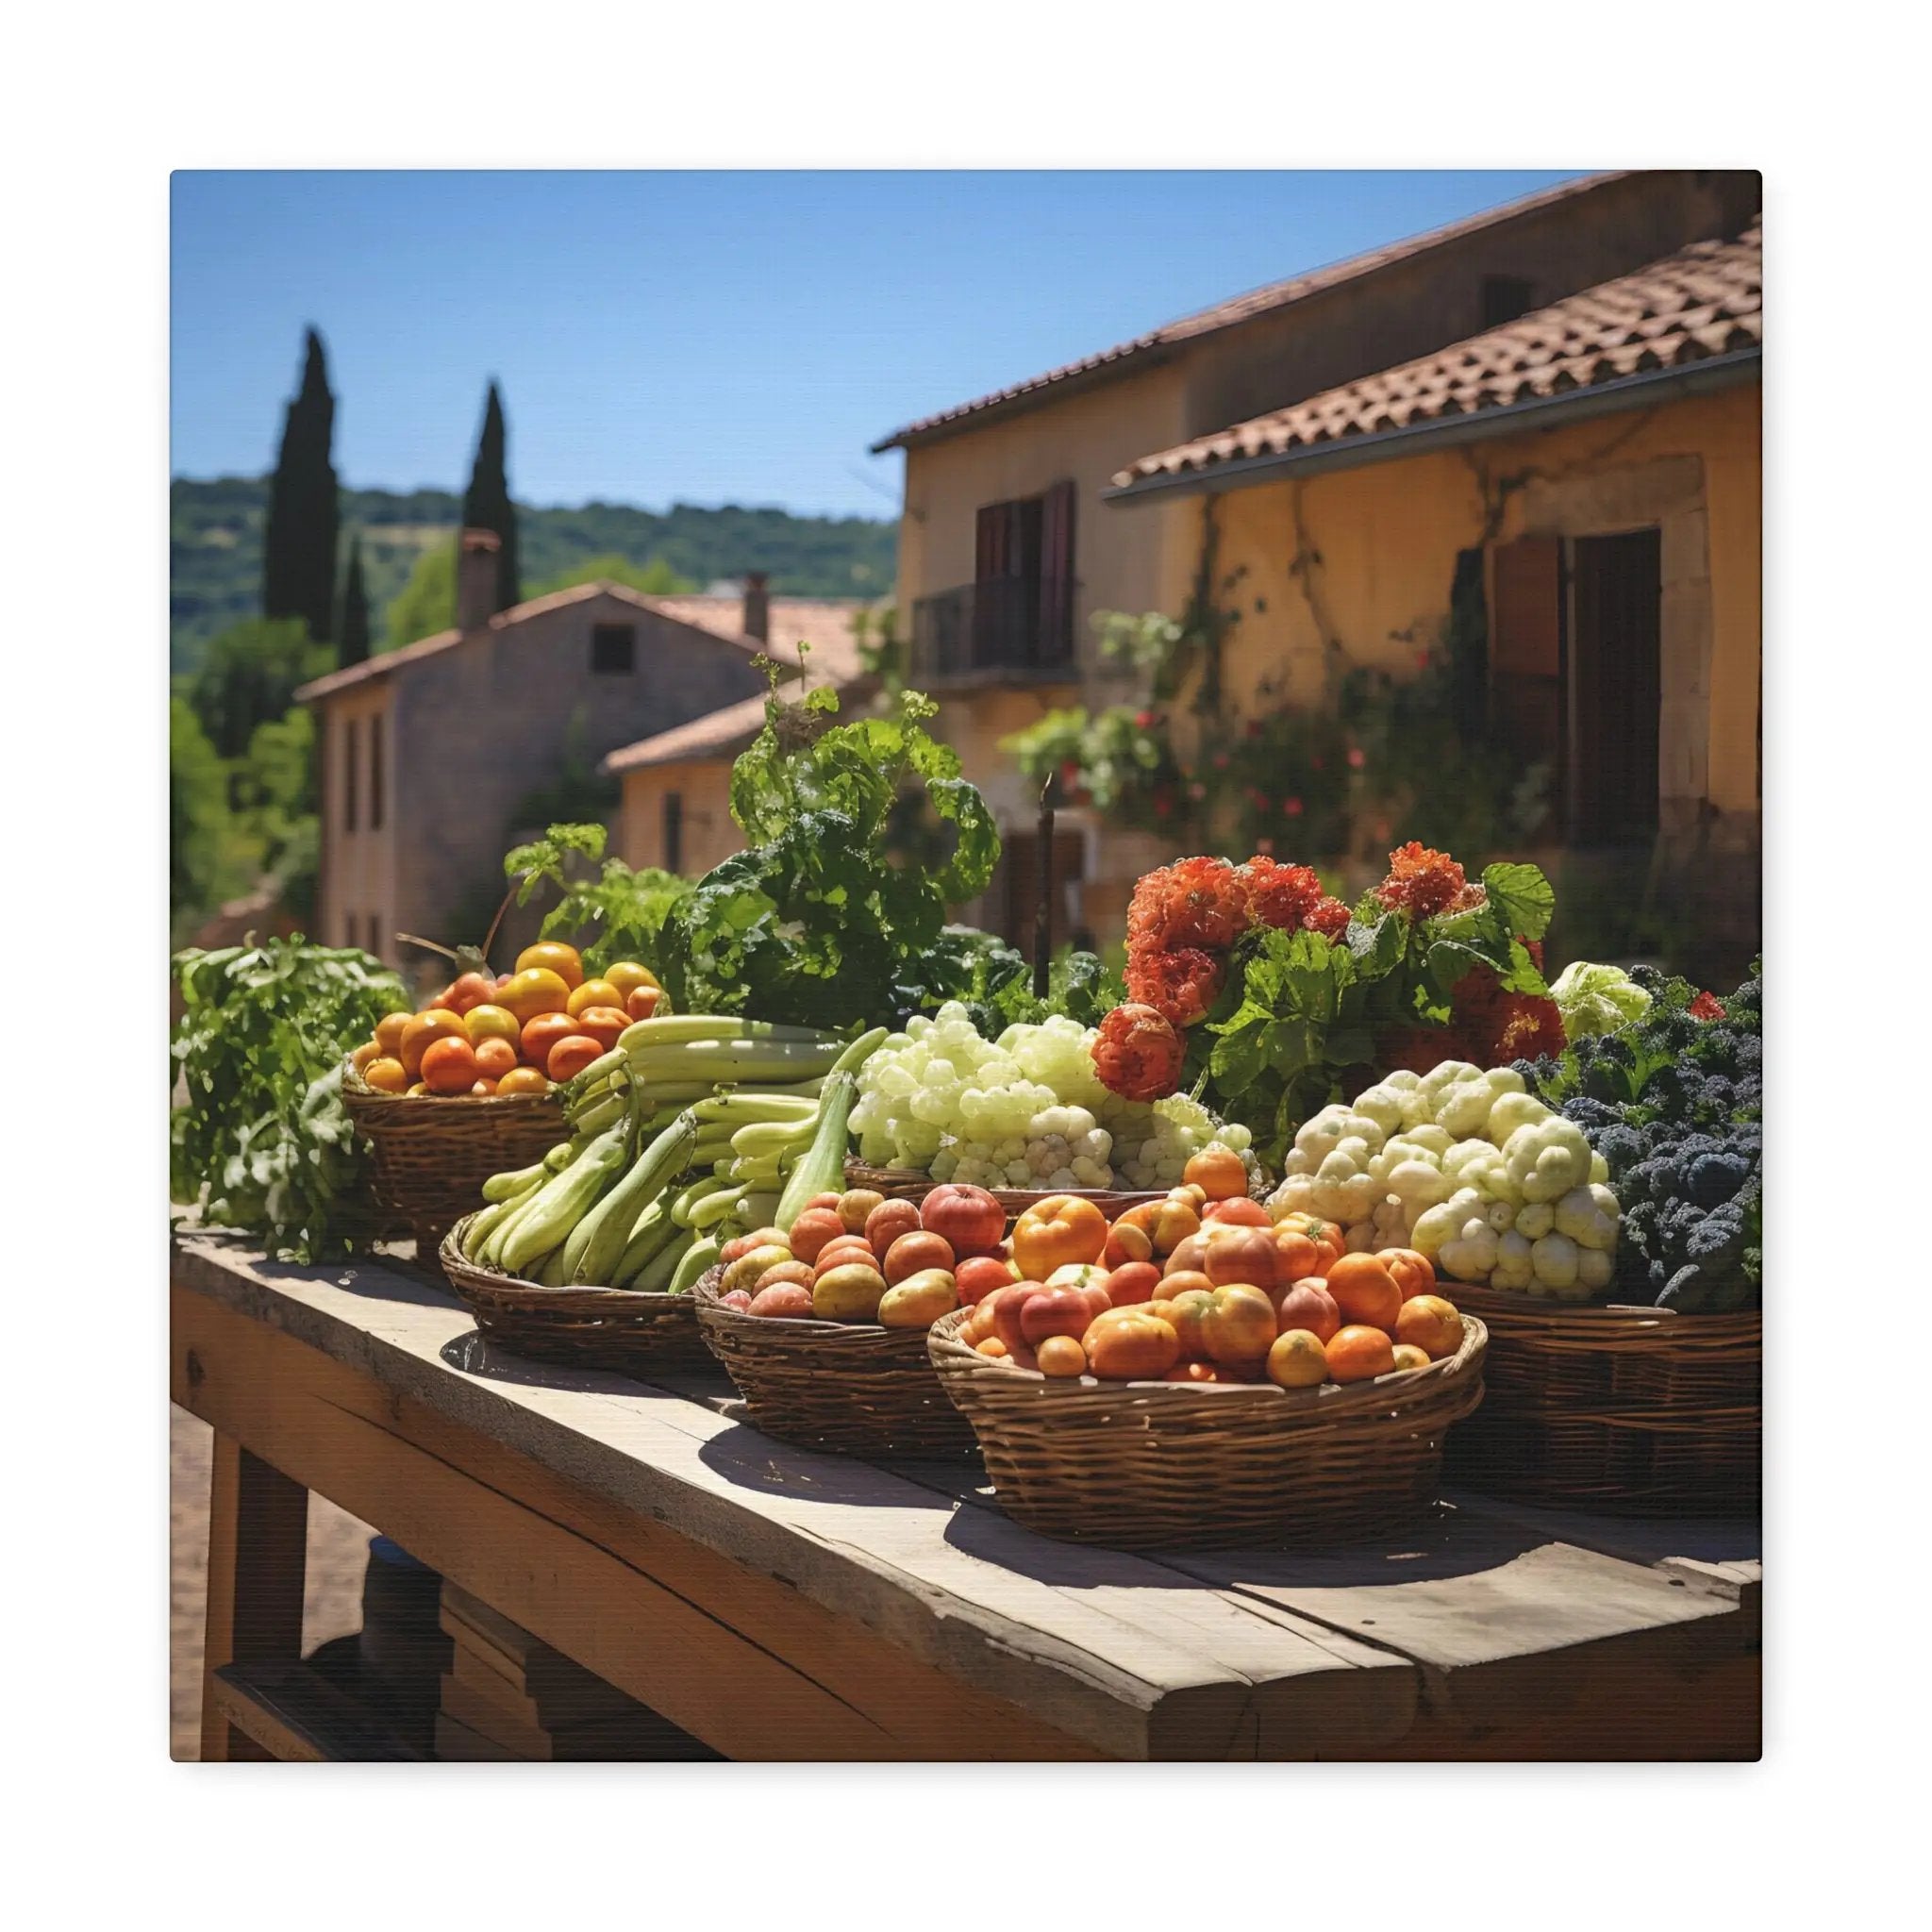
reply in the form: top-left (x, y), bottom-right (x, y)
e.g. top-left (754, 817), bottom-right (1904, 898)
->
top-left (871, 173), bottom-right (1618, 451)
top-left (602, 670), bottom-right (879, 774)
top-left (1111, 220), bottom-right (1761, 490)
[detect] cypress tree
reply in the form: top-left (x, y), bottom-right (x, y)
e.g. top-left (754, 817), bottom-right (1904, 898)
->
top-left (460, 379), bottom-right (521, 613)
top-left (337, 531), bottom-right (371, 666)
top-left (262, 327), bottom-right (340, 640)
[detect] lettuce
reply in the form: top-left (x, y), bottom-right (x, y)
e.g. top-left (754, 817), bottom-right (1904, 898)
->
top-left (1550, 959), bottom-right (1653, 1040)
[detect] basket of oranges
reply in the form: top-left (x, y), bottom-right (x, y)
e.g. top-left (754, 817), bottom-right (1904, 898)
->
top-left (924, 1178), bottom-right (1489, 1550)
top-left (342, 941), bottom-right (664, 1258)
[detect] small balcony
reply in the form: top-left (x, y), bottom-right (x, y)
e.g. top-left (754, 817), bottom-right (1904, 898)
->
top-left (908, 575), bottom-right (1079, 687)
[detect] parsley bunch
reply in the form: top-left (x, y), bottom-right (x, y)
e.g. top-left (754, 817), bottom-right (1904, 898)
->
top-left (657, 685), bottom-right (1002, 1030)
top-left (171, 937), bottom-right (408, 1262)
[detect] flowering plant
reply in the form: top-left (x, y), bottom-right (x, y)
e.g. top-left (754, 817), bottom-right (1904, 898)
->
top-left (1091, 842), bottom-right (1565, 1163)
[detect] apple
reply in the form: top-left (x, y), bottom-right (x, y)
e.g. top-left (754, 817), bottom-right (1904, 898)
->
top-left (920, 1183), bottom-right (1005, 1254)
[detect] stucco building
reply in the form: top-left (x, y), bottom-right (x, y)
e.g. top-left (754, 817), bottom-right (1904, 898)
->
top-left (295, 536), bottom-right (815, 967)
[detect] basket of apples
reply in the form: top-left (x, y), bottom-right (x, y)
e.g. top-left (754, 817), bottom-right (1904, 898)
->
top-left (690, 1180), bottom-right (1020, 1457)
top-left (924, 1150), bottom-right (1489, 1550)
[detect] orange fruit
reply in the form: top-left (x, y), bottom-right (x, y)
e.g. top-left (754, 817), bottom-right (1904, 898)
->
top-left (545, 1034), bottom-right (605, 1082)
top-left (1390, 1343), bottom-right (1431, 1373)
top-left (1274, 1279), bottom-right (1342, 1343)
top-left (463, 1002), bottom-right (521, 1047)
top-left (444, 971), bottom-right (497, 1015)
top-left (471, 1077), bottom-right (501, 1097)
top-left (399, 1008), bottom-right (466, 1077)
top-left (1325, 1253), bottom-right (1404, 1334)
top-left (1184, 1147), bottom-right (1248, 1201)
top-left (497, 967), bottom-right (571, 1024)
top-left (362, 1056), bottom-right (408, 1094)
top-left (1394, 1293), bottom-right (1464, 1360)
top-left (975, 1337), bottom-right (1010, 1359)
top-left (407, 1080), bottom-right (432, 1096)
top-left (1201, 1197), bottom-right (1271, 1227)
top-left (1326, 1324), bottom-right (1396, 1383)
top-left (1380, 1248), bottom-right (1438, 1300)
top-left (515, 941), bottom-right (584, 991)
top-left (1266, 1328), bottom-right (1330, 1389)
top-left (567, 978), bottom-right (623, 1018)
top-left (572, 1006), bottom-right (630, 1054)
top-left (473, 1036), bottom-right (519, 1080)
top-left (496, 1065), bottom-right (550, 1095)
top-left (1200, 1284), bottom-right (1277, 1365)
top-left (350, 1040), bottom-right (381, 1074)
top-left (603, 961), bottom-right (660, 1003)
top-left (374, 1011), bottom-right (410, 1058)
top-left (520, 1010), bottom-right (580, 1069)
top-left (419, 1035), bottom-right (480, 1094)
top-left (625, 986), bottom-right (662, 1021)
top-left (1036, 1335), bottom-right (1087, 1377)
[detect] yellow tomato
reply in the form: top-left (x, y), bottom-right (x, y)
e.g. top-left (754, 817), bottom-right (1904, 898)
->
top-left (567, 978), bottom-right (623, 1018)
top-left (497, 967), bottom-right (571, 1024)
top-left (462, 1002), bottom-right (521, 1047)
top-left (602, 960), bottom-right (660, 1003)
top-left (515, 941), bottom-right (584, 991)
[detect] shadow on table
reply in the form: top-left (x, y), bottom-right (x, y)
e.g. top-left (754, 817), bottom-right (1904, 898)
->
top-left (178, 1229), bottom-right (463, 1314)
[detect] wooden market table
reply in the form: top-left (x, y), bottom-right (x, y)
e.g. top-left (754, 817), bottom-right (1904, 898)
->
top-left (172, 1231), bottom-right (1761, 1762)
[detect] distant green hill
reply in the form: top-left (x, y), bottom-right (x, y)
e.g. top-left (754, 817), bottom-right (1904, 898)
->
top-left (171, 476), bottom-right (899, 672)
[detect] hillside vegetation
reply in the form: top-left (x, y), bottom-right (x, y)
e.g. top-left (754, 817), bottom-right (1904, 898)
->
top-left (172, 476), bottom-right (898, 671)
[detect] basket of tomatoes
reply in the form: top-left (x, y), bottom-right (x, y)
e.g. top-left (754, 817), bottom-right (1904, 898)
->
top-left (924, 1170), bottom-right (1489, 1550)
top-left (342, 941), bottom-right (664, 1259)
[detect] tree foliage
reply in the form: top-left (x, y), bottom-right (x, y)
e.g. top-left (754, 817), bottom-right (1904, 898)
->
top-left (385, 541), bottom-right (457, 648)
top-left (338, 531), bottom-right (371, 665)
top-left (526, 553), bottom-right (698, 599)
top-left (461, 380), bottom-right (520, 613)
top-left (188, 616), bottom-right (330, 760)
top-left (261, 328), bottom-right (339, 641)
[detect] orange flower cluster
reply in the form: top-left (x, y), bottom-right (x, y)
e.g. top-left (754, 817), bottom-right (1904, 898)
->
top-left (1374, 841), bottom-right (1486, 920)
top-left (1091, 1003), bottom-right (1188, 1102)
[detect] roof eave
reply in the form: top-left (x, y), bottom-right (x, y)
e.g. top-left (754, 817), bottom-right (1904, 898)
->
top-left (1103, 347), bottom-right (1762, 506)
top-left (871, 343), bottom-right (1175, 453)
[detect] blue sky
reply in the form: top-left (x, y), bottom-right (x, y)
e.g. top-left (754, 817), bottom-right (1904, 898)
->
top-left (171, 170), bottom-right (1583, 519)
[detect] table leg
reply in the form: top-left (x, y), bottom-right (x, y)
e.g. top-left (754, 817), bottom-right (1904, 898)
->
top-left (200, 1433), bottom-right (309, 1761)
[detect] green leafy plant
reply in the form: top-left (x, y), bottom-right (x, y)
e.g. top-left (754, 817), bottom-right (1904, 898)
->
top-left (502, 823), bottom-right (691, 974)
top-left (1000, 704), bottom-right (1195, 835)
top-left (656, 681), bottom-right (1001, 1029)
top-left (171, 937), bottom-right (408, 1262)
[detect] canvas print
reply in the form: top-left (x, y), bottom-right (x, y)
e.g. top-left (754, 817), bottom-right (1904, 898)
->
top-left (170, 168), bottom-right (1761, 1761)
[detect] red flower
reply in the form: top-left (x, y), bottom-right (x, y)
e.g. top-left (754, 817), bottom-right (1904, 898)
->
top-left (1347, 746), bottom-right (1366, 770)
top-left (1285, 796), bottom-right (1304, 817)
top-left (1688, 991), bottom-right (1726, 1022)
top-left (1302, 895), bottom-right (1352, 941)
top-left (1375, 841), bottom-right (1475, 919)
top-left (1125, 857), bottom-right (1249, 952)
top-left (1239, 858), bottom-right (1323, 931)
top-left (1091, 1004), bottom-right (1186, 1101)
top-left (1125, 946), bottom-right (1225, 1028)
top-left (1211, 751), bottom-right (1231, 770)
top-left (1135, 709), bottom-right (1158, 729)
top-left (1376, 1023), bottom-right (1464, 1077)
top-left (1451, 962), bottom-right (1567, 1064)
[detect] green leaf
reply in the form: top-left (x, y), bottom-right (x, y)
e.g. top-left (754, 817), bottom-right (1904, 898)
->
top-left (1481, 861), bottom-right (1555, 941)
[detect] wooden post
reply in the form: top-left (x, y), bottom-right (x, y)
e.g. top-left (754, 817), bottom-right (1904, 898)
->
top-left (1033, 774), bottom-right (1055, 1000)
top-left (199, 1433), bottom-right (309, 1761)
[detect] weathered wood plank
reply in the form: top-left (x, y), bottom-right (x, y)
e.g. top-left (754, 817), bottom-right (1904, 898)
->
top-left (174, 1235), bottom-right (1413, 1758)
top-left (175, 1282), bottom-right (1098, 1759)
top-left (211, 1661), bottom-right (425, 1762)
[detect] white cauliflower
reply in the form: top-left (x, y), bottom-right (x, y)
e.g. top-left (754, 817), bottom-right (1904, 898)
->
top-left (1529, 1231), bottom-right (1580, 1290)
top-left (1491, 1228), bottom-right (1535, 1290)
top-left (1503, 1116), bottom-right (1593, 1202)
top-left (1487, 1091), bottom-right (1555, 1145)
top-left (1575, 1245), bottom-right (1616, 1293)
top-left (1554, 1183), bottom-right (1621, 1252)
top-left (1440, 1214), bottom-right (1502, 1283)
top-left (1350, 1083), bottom-right (1409, 1140)
top-left (1294, 1108), bottom-right (1386, 1166)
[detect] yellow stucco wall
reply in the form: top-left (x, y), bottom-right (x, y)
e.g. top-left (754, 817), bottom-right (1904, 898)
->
top-left (1200, 382), bottom-right (1761, 813)
top-left (618, 758), bottom-right (740, 878)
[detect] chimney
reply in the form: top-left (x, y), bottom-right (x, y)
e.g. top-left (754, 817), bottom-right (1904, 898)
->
top-left (741, 571), bottom-right (770, 644)
top-left (457, 527), bottom-right (502, 632)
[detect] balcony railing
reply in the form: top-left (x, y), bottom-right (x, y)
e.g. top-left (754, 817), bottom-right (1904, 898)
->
top-left (908, 575), bottom-right (1077, 683)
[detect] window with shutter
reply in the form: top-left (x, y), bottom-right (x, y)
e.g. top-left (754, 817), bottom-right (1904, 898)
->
top-left (343, 718), bottom-right (359, 832)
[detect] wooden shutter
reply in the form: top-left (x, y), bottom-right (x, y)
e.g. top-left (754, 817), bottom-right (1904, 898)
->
top-left (1489, 535), bottom-right (1565, 815)
top-left (1569, 529), bottom-right (1661, 844)
top-left (1038, 480), bottom-right (1076, 665)
top-left (974, 503), bottom-right (1010, 582)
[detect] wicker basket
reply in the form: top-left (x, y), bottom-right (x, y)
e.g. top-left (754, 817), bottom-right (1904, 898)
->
top-left (691, 1268), bottom-right (977, 1456)
top-left (842, 1159), bottom-right (1161, 1219)
top-left (1441, 1281), bottom-right (1759, 1515)
top-left (927, 1308), bottom-right (1489, 1550)
top-left (342, 1072), bottom-right (565, 1259)
top-left (439, 1217), bottom-right (712, 1376)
